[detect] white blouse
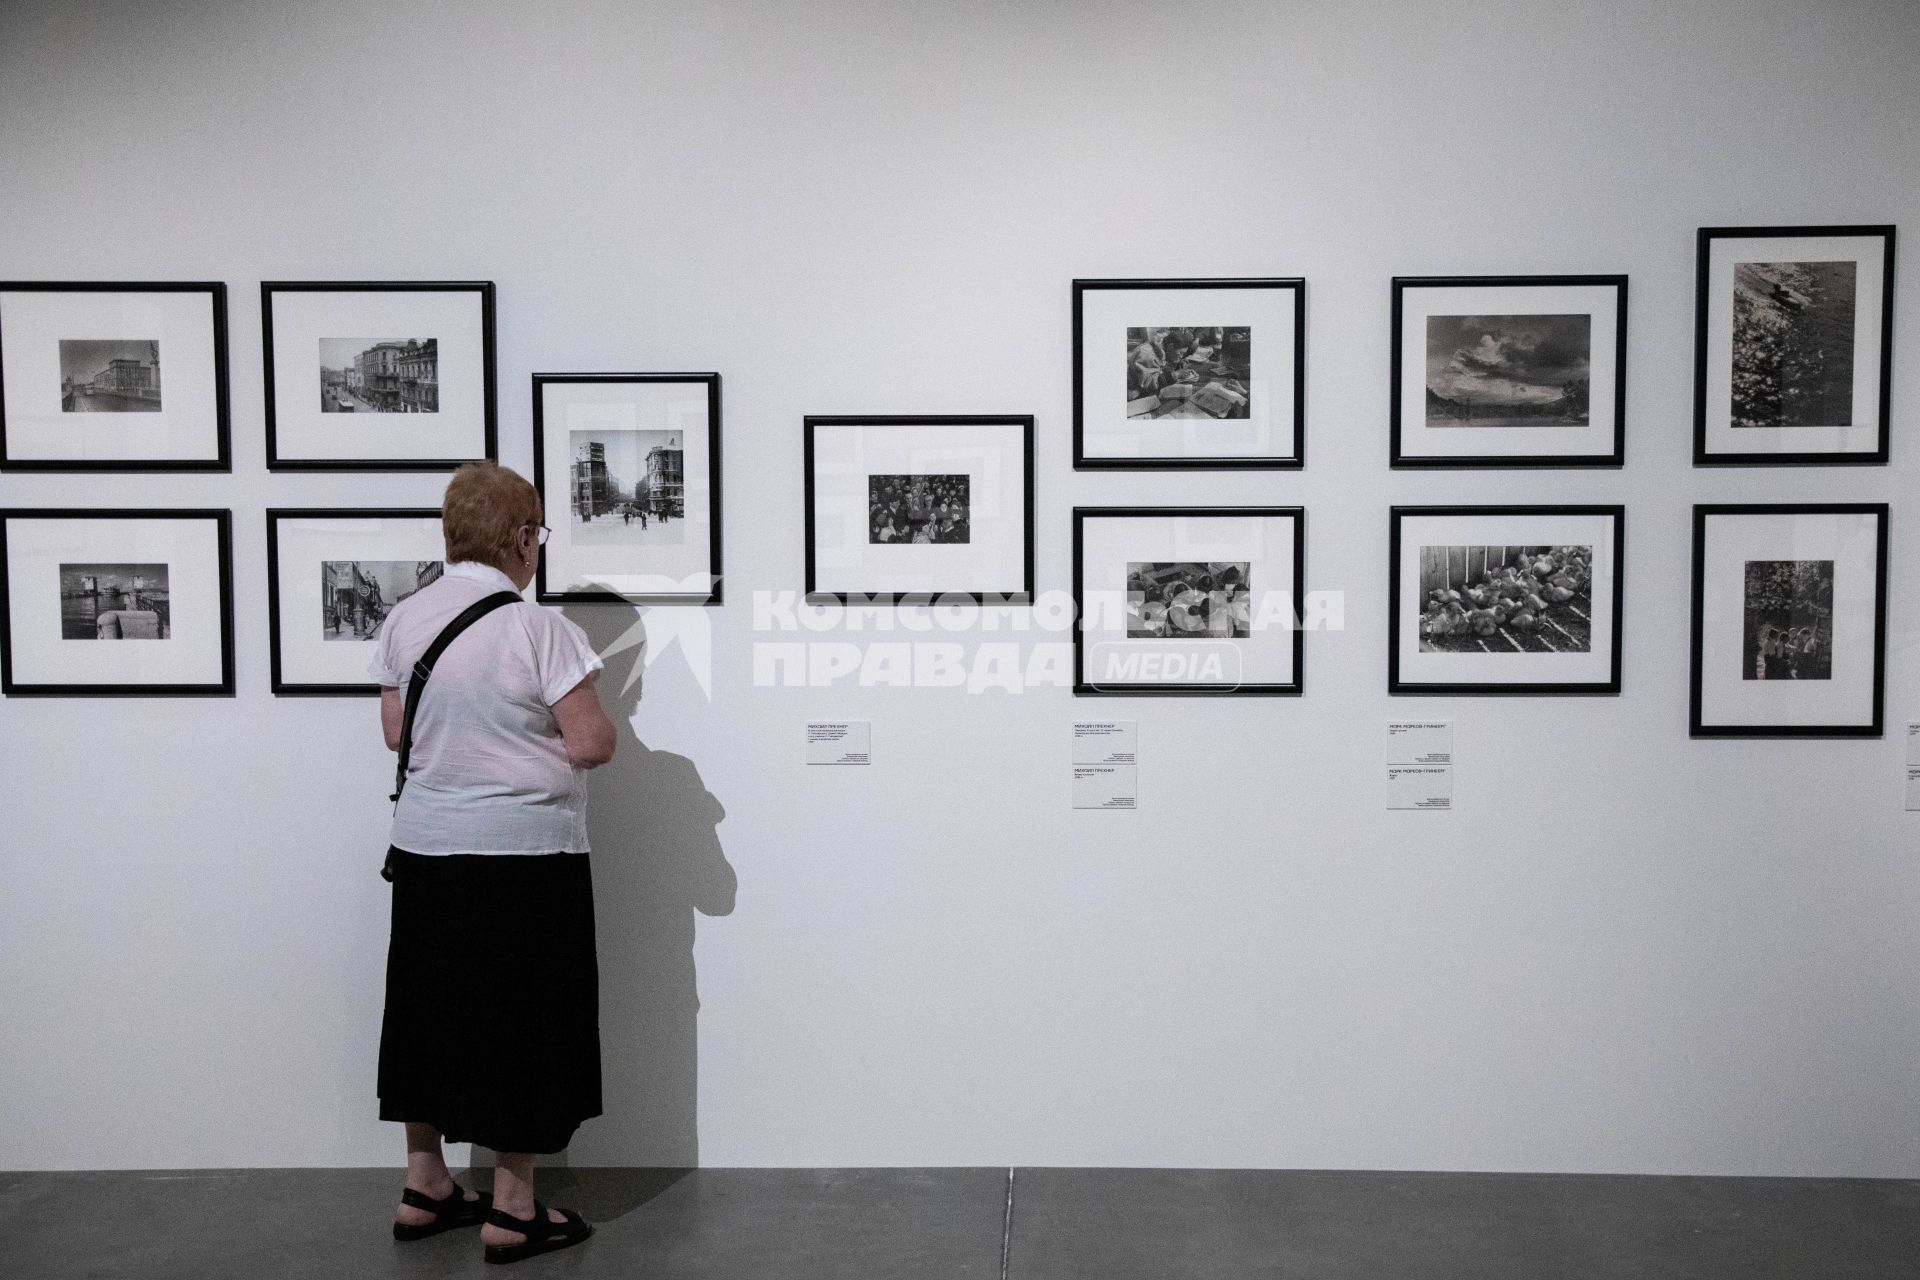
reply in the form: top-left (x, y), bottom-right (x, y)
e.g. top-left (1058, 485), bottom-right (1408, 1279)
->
top-left (369, 561), bottom-right (604, 855)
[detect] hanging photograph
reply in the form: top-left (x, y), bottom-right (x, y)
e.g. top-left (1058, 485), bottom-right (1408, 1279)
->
top-left (1389, 506), bottom-right (1624, 695)
top-left (533, 373), bottom-right (721, 605)
top-left (1074, 278), bottom-right (1304, 469)
top-left (266, 509), bottom-right (446, 695)
top-left (1073, 507), bottom-right (1303, 695)
top-left (1690, 504), bottom-right (1887, 736)
top-left (0, 282), bottom-right (229, 471)
top-left (1391, 275), bottom-right (1626, 467)
top-left (262, 281), bottom-right (495, 470)
top-left (1694, 226), bottom-right (1895, 465)
top-left (0, 509), bottom-right (234, 696)
top-left (806, 415), bottom-right (1032, 604)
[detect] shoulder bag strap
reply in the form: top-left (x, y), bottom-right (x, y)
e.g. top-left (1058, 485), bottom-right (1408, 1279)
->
top-left (382, 589), bottom-right (522, 881)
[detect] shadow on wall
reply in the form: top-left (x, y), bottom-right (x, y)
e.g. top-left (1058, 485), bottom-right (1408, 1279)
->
top-left (559, 603), bottom-right (737, 1174)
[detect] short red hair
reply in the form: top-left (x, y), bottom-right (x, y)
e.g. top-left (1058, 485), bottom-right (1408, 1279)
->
top-left (441, 462), bottom-right (541, 569)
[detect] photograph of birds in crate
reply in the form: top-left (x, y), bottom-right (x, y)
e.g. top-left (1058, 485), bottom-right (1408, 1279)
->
top-left (1389, 505), bottom-right (1623, 696)
top-left (1416, 544), bottom-right (1593, 654)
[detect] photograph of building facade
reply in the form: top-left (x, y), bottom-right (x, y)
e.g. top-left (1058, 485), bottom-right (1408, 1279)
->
top-left (59, 339), bottom-right (161, 412)
top-left (319, 337), bottom-right (436, 413)
top-left (646, 438), bottom-right (684, 519)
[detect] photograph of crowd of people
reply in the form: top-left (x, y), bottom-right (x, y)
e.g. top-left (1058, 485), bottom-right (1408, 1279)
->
top-left (320, 560), bottom-right (443, 642)
top-left (1417, 545), bottom-right (1594, 654)
top-left (868, 474), bottom-right (970, 544)
top-left (1125, 562), bottom-right (1251, 638)
top-left (1125, 326), bottom-right (1251, 420)
top-left (1742, 559), bottom-right (1834, 680)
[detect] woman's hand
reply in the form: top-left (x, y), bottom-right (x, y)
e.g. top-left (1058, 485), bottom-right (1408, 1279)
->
top-left (551, 673), bottom-right (617, 769)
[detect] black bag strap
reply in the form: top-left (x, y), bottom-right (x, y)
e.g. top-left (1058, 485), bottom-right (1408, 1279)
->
top-left (382, 589), bottom-right (522, 881)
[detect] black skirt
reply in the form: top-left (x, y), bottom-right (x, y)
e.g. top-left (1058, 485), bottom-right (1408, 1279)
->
top-left (378, 848), bottom-right (602, 1154)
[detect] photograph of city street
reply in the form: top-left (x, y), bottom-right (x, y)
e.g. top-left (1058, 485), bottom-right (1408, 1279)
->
top-left (1425, 314), bottom-right (1591, 427)
top-left (1125, 326), bottom-right (1251, 420)
top-left (868, 474), bottom-right (969, 544)
top-left (570, 429), bottom-right (685, 546)
top-left (58, 563), bottom-right (170, 639)
top-left (318, 337), bottom-right (438, 413)
top-left (1126, 561), bottom-right (1251, 638)
top-left (320, 560), bottom-right (443, 641)
top-left (59, 339), bottom-right (161, 412)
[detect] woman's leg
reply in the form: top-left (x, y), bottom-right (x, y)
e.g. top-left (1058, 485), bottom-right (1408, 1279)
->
top-left (395, 1121), bottom-right (477, 1225)
top-left (480, 1153), bottom-right (570, 1244)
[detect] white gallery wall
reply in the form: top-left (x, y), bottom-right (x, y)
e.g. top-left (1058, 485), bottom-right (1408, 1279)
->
top-left (2, 0), bottom-right (1917, 1174)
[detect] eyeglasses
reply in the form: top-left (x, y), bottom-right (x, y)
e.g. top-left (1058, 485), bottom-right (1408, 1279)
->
top-left (529, 524), bottom-right (551, 546)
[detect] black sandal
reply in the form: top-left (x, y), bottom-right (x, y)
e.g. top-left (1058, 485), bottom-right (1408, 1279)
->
top-left (482, 1200), bottom-right (595, 1265)
top-left (392, 1182), bottom-right (491, 1240)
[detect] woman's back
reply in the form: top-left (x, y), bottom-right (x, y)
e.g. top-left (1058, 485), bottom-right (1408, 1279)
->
top-left (370, 561), bottom-right (602, 855)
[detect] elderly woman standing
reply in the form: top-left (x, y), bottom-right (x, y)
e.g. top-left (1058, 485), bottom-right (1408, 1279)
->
top-left (370, 462), bottom-right (616, 1265)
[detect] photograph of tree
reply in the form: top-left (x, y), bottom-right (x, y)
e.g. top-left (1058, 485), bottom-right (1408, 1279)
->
top-left (1425, 314), bottom-right (1590, 427)
top-left (1730, 262), bottom-right (1856, 428)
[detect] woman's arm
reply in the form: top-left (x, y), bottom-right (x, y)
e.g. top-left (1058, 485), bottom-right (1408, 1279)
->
top-left (380, 687), bottom-right (403, 752)
top-left (551, 672), bottom-right (617, 769)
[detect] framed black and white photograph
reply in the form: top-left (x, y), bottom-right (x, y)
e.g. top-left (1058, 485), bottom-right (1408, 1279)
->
top-left (1391, 275), bottom-right (1626, 467)
top-left (805, 415), bottom-right (1032, 604)
top-left (1074, 278), bottom-right (1304, 469)
top-left (0, 282), bottom-right (229, 471)
top-left (1694, 226), bottom-right (1895, 465)
top-left (0, 509), bottom-right (234, 696)
top-left (532, 373), bottom-right (721, 605)
top-left (1389, 506), bottom-right (1624, 695)
top-left (1073, 507), bottom-right (1303, 696)
top-left (266, 509), bottom-right (445, 695)
top-left (1689, 504), bottom-right (1887, 736)
top-left (262, 281), bottom-right (495, 470)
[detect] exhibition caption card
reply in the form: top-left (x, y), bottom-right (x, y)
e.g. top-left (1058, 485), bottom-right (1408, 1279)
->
top-left (1907, 723), bottom-right (1920, 812)
top-left (1387, 722), bottom-right (1452, 810)
top-left (806, 721), bottom-right (870, 766)
top-left (1073, 721), bottom-right (1137, 809)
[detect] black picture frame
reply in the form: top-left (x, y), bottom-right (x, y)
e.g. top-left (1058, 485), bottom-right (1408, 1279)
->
top-left (1688, 502), bottom-right (1889, 737)
top-left (1071, 506), bottom-right (1305, 697)
top-left (1390, 274), bottom-right (1628, 469)
top-left (0, 281), bottom-right (231, 472)
top-left (804, 414), bottom-right (1035, 605)
top-left (0, 507), bottom-right (235, 697)
top-left (1693, 225), bottom-right (1896, 467)
top-left (1073, 277), bottom-right (1306, 470)
top-left (266, 507), bottom-right (443, 696)
top-left (531, 372), bottom-right (723, 606)
top-left (1388, 504), bottom-right (1626, 696)
top-left (261, 280), bottom-right (497, 471)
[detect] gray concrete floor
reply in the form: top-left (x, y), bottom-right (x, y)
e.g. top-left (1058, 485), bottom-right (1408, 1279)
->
top-left (2, 1166), bottom-right (1915, 1279)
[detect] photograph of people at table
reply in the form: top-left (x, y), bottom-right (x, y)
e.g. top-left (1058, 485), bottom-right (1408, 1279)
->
top-left (1125, 325), bottom-right (1251, 420)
